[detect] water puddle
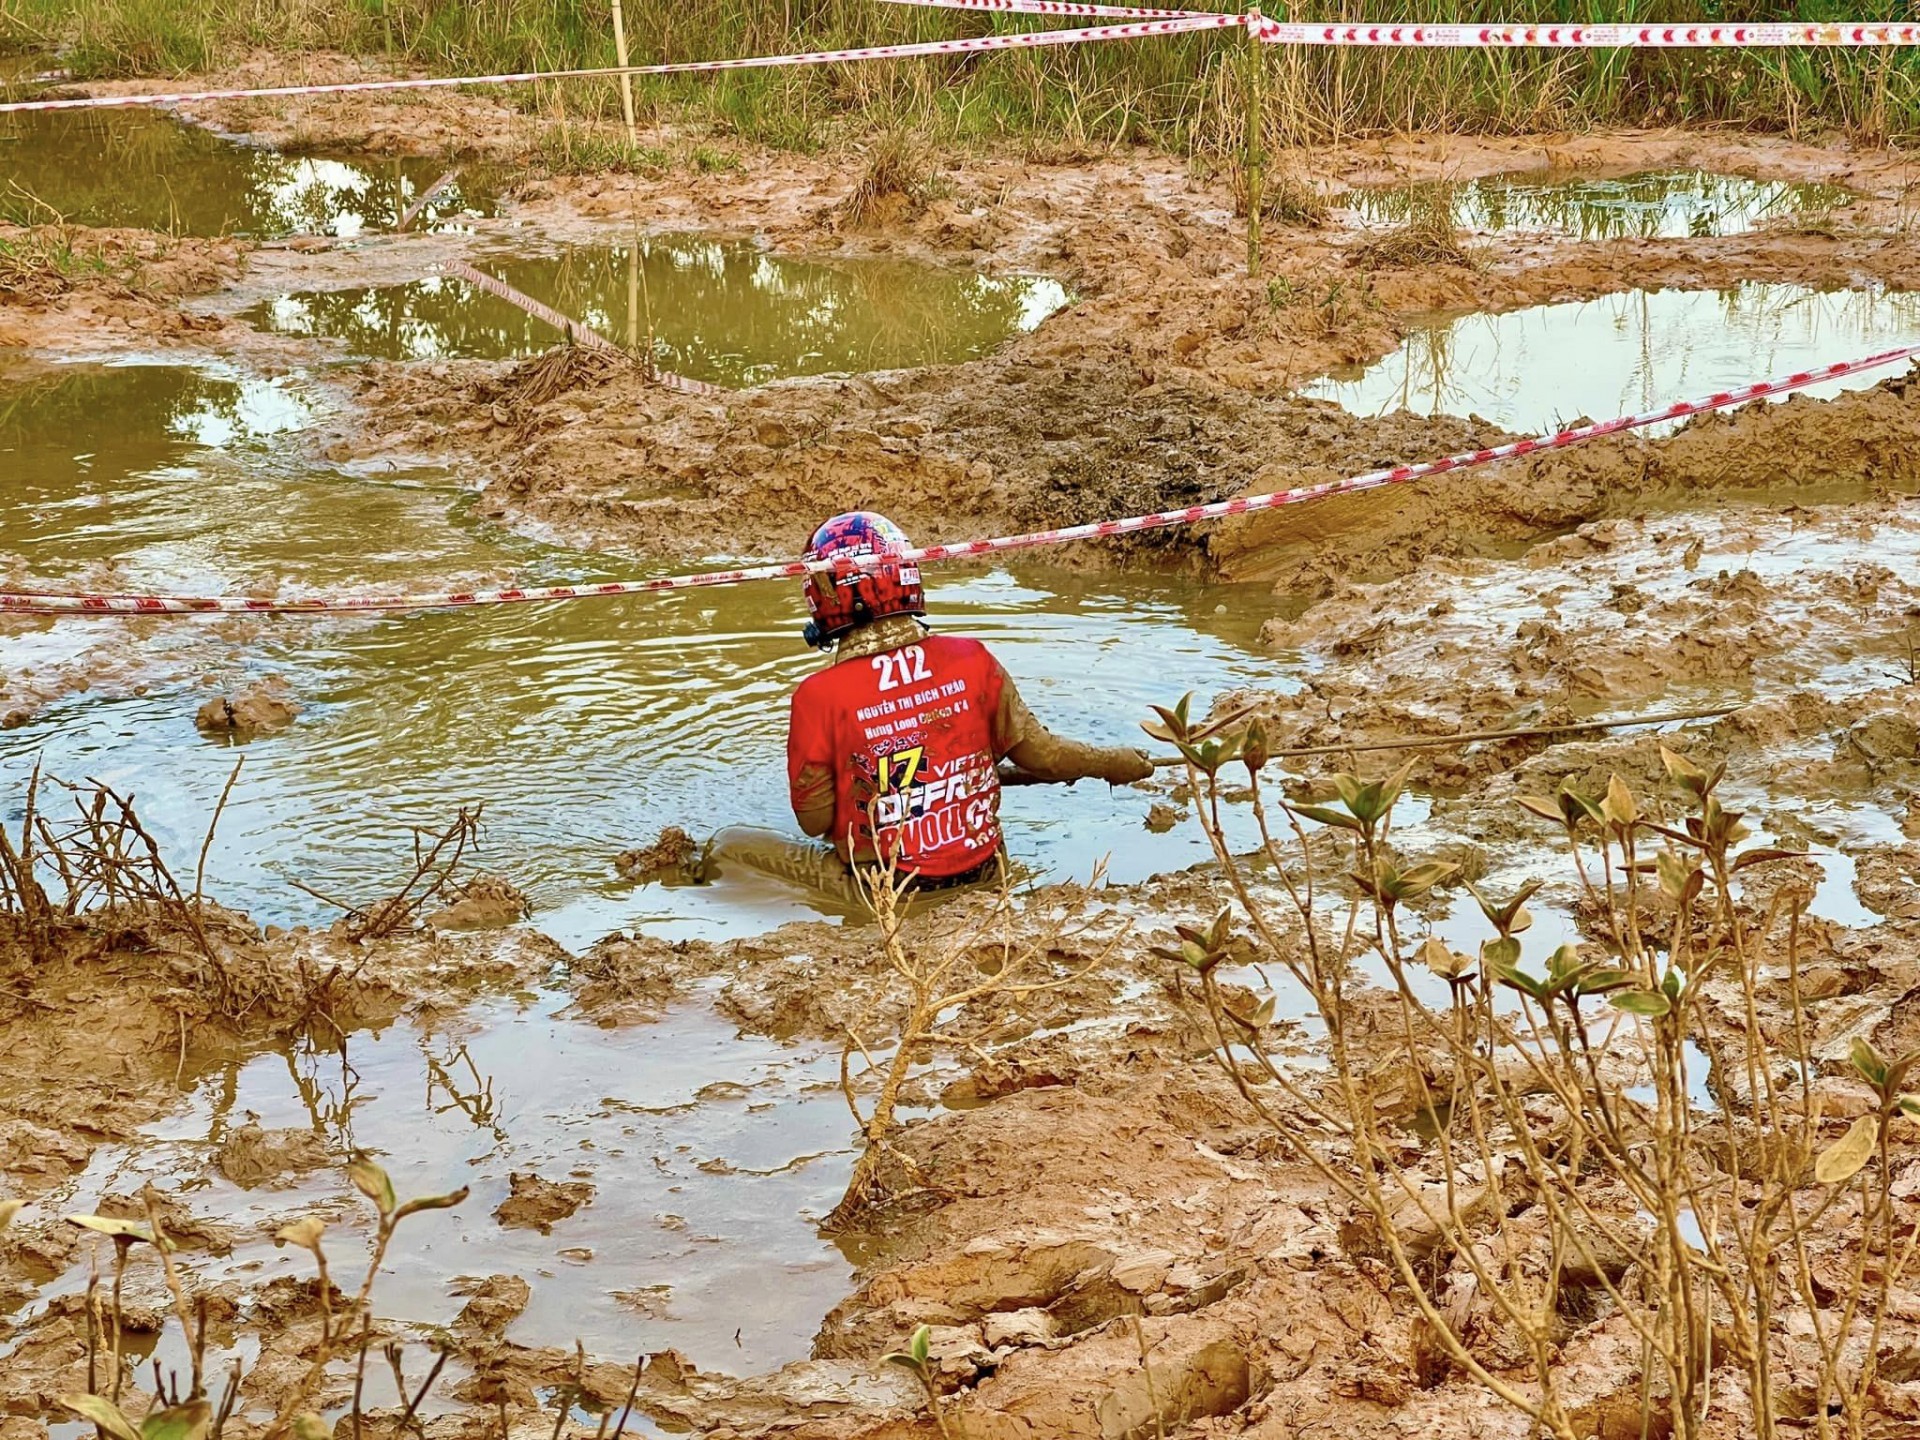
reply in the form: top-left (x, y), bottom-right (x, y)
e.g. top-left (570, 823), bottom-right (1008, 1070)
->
top-left (1304, 282), bottom-right (1920, 432)
top-left (0, 361), bottom-right (1278, 946)
top-left (5, 988), bottom-right (856, 1378)
top-left (0, 109), bottom-right (501, 236)
top-left (244, 238), bottom-right (1071, 383)
top-left (1349, 170), bottom-right (1853, 241)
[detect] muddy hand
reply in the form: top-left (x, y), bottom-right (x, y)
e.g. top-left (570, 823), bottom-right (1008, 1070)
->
top-left (999, 747), bottom-right (1153, 787)
top-left (1097, 746), bottom-right (1154, 785)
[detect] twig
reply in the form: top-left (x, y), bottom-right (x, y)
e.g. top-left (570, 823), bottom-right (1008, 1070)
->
top-left (287, 877), bottom-right (360, 912)
top-left (1132, 1309), bottom-right (1166, 1440)
top-left (550, 1340), bottom-right (586, 1440)
top-left (609, 1354), bottom-right (644, 1440)
top-left (142, 1186), bottom-right (206, 1400)
top-left (352, 1315), bottom-right (372, 1440)
top-left (1141, 703), bottom-right (1740, 769)
top-left (211, 1363), bottom-right (243, 1440)
top-left (396, 170), bottom-right (458, 232)
top-left (84, 1264), bottom-right (100, 1397)
top-left (396, 1348), bottom-right (449, 1438)
top-left (196, 756), bottom-right (244, 910)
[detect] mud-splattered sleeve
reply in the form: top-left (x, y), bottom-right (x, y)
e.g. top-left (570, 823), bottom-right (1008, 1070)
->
top-left (787, 683), bottom-right (837, 834)
top-left (989, 658), bottom-right (1037, 760)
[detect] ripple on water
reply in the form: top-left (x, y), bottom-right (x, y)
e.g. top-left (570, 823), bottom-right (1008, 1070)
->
top-left (0, 363), bottom-right (1279, 945)
top-left (243, 238), bottom-right (1071, 384)
top-left (1347, 170), bottom-right (1855, 241)
top-left (5, 990), bottom-right (857, 1378)
top-left (0, 108), bottom-right (503, 236)
top-left (1304, 283), bottom-right (1920, 432)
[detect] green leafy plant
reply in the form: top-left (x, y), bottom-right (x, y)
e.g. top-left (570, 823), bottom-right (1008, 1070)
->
top-left (882, 1324), bottom-right (956, 1440)
top-left (56, 1163), bottom-right (467, 1440)
top-left (1156, 693), bottom-right (1908, 1440)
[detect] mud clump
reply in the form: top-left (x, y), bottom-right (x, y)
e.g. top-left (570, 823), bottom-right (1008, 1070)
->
top-left (1143, 801), bottom-right (1184, 833)
top-left (194, 676), bottom-right (299, 739)
top-left (431, 873), bottom-right (532, 930)
top-left (494, 1172), bottom-right (595, 1233)
top-left (214, 1123), bottom-right (331, 1189)
top-left (452, 1273), bottom-right (533, 1335)
top-left (615, 826), bottom-right (699, 882)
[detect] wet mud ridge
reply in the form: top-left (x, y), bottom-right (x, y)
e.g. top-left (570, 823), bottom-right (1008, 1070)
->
top-left (6, 58), bottom-right (1920, 1440)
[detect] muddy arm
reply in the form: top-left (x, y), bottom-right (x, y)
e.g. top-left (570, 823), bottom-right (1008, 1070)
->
top-left (792, 763), bottom-right (836, 838)
top-left (998, 682), bottom-right (1152, 787)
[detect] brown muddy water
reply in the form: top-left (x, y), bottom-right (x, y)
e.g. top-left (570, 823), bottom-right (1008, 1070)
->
top-left (0, 108), bottom-right (501, 236)
top-left (3, 135), bottom-right (1914, 1395)
top-left (0, 355), bottom-right (1270, 1385)
top-left (1304, 281), bottom-right (1920, 430)
top-left (1347, 170), bottom-right (1855, 240)
top-left (0, 361), bottom-right (1274, 947)
top-left (243, 240), bottom-right (1071, 383)
top-left (14, 987), bottom-right (859, 1389)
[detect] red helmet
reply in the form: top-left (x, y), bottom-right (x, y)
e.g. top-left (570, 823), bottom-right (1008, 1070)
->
top-left (802, 511), bottom-right (925, 649)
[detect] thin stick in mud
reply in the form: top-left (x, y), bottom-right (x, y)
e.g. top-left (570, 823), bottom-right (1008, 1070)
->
top-left (1142, 702), bottom-right (1741, 767)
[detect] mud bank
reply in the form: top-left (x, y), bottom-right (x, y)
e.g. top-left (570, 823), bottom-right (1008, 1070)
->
top-left (305, 126), bottom-right (1920, 568)
top-left (0, 223), bottom-right (245, 351)
top-left (8, 68), bottom-right (1920, 1440)
top-left (7, 75), bottom-right (1919, 576)
top-left (347, 348), bottom-right (1920, 586)
top-left (0, 907), bottom-right (561, 1197)
top-left (6, 577), bottom-right (1920, 1436)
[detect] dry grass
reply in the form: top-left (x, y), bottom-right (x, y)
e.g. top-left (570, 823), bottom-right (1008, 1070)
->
top-left (837, 128), bottom-right (939, 231)
top-left (1352, 181), bottom-right (1472, 270)
top-left (0, 224), bottom-right (123, 301)
top-left (14, 1), bottom-right (1920, 151)
top-left (497, 342), bottom-right (631, 411)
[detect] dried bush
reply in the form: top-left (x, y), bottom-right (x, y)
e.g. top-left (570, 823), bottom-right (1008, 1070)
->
top-left (837, 129), bottom-right (938, 230)
top-left (0, 765), bottom-right (246, 1001)
top-left (1352, 180), bottom-right (1472, 269)
top-left (1152, 691), bottom-right (1919, 1440)
top-left (827, 855), bottom-right (1121, 1230)
top-left (291, 804), bottom-right (486, 942)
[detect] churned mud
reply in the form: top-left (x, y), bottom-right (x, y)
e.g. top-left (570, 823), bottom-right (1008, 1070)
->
top-left (321, 135), bottom-right (1920, 565)
top-left (6, 49), bottom-right (1920, 1440)
top-left (0, 222), bottom-right (244, 351)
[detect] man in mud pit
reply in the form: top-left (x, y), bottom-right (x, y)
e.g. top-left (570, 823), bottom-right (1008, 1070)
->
top-left (694, 511), bottom-right (1152, 907)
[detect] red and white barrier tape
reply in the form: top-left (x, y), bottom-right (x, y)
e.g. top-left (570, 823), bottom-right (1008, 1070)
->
top-left (4, 11), bottom-right (1916, 117)
top-left (438, 260), bottom-right (726, 396)
top-left (880, 0), bottom-right (1213, 20)
top-left (441, 259), bottom-right (622, 354)
top-left (0, 13), bottom-right (1241, 114)
top-left (1252, 18), bottom-right (1920, 47)
top-left (7, 344), bottom-right (1916, 618)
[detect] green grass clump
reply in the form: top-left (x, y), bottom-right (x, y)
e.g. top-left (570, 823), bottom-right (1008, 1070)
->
top-left (5, 2), bottom-right (1920, 152)
top-left (0, 227), bottom-right (122, 299)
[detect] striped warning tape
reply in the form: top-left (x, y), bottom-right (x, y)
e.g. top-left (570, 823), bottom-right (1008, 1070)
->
top-left (1251, 18), bottom-right (1920, 47)
top-left (3, 12), bottom-right (1915, 117)
top-left (0, 13), bottom-right (1243, 114)
top-left (437, 260), bottom-right (726, 396)
top-left (6, 343), bottom-right (1915, 617)
top-left (879, 0), bottom-right (1215, 19)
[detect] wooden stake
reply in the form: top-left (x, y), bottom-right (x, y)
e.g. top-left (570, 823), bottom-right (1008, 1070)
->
top-left (1243, 5), bottom-right (1266, 275)
top-left (610, 0), bottom-right (640, 152)
top-left (626, 242), bottom-right (639, 353)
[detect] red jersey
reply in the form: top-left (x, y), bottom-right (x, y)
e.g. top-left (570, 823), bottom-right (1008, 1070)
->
top-left (788, 634), bottom-right (1013, 878)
